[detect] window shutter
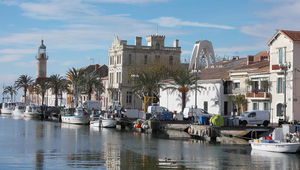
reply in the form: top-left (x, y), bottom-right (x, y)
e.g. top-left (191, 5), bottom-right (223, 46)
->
top-left (277, 78), bottom-right (279, 93)
top-left (282, 78), bottom-right (285, 92)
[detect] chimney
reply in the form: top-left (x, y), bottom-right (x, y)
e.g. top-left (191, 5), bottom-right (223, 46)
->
top-left (247, 55), bottom-right (254, 65)
top-left (95, 64), bottom-right (100, 71)
top-left (135, 37), bottom-right (142, 47)
top-left (173, 39), bottom-right (179, 47)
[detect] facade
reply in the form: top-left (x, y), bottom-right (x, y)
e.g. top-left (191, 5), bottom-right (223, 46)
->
top-left (229, 51), bottom-right (270, 115)
top-left (108, 35), bottom-right (181, 109)
top-left (160, 58), bottom-right (245, 115)
top-left (268, 30), bottom-right (300, 122)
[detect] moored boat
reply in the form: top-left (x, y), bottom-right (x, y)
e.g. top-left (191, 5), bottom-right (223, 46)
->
top-left (90, 112), bottom-right (116, 128)
top-left (12, 105), bottom-right (25, 119)
top-left (249, 139), bottom-right (300, 153)
top-left (24, 105), bottom-right (42, 119)
top-left (1, 103), bottom-right (14, 115)
top-left (61, 107), bottom-right (90, 125)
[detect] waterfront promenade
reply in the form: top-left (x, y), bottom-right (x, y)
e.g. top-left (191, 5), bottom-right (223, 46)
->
top-left (0, 115), bottom-right (299, 170)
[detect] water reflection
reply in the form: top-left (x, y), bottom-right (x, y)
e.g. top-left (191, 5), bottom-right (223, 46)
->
top-left (1, 116), bottom-right (300, 170)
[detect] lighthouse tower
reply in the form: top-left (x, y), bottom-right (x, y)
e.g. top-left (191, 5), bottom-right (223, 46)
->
top-left (36, 40), bottom-right (48, 80)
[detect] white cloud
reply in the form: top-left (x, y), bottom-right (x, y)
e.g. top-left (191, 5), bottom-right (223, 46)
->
top-left (215, 43), bottom-right (267, 55)
top-left (14, 60), bottom-right (35, 67)
top-left (61, 60), bottom-right (81, 66)
top-left (0, 55), bottom-right (22, 62)
top-left (0, 74), bottom-right (19, 85)
top-left (0, 49), bottom-right (35, 55)
top-left (241, 0), bottom-right (300, 38)
top-left (149, 17), bottom-right (235, 30)
top-left (86, 0), bottom-right (169, 4)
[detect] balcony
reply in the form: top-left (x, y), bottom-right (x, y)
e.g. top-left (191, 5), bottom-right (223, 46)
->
top-left (246, 92), bottom-right (270, 100)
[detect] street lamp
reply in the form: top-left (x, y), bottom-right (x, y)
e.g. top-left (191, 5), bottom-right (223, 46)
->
top-left (280, 61), bottom-right (291, 122)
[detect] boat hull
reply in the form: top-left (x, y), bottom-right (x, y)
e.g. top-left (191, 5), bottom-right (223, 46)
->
top-left (24, 112), bottom-right (42, 119)
top-left (1, 109), bottom-right (13, 115)
top-left (250, 142), bottom-right (300, 153)
top-left (101, 119), bottom-right (117, 128)
top-left (61, 115), bottom-right (90, 125)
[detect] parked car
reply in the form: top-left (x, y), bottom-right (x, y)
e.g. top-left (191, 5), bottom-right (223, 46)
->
top-left (147, 105), bottom-right (169, 114)
top-left (238, 110), bottom-right (270, 127)
top-left (183, 107), bottom-right (209, 120)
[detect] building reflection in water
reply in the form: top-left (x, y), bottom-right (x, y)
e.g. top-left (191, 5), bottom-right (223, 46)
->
top-left (35, 150), bottom-right (44, 170)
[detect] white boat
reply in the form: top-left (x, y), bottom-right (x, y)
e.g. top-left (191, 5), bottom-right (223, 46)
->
top-left (1, 103), bottom-right (14, 115)
top-left (250, 140), bottom-right (300, 153)
top-left (24, 105), bottom-right (42, 119)
top-left (61, 107), bottom-right (90, 125)
top-left (12, 105), bottom-right (25, 118)
top-left (90, 112), bottom-right (116, 128)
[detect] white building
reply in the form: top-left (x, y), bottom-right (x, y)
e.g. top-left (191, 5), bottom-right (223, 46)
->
top-left (108, 35), bottom-right (181, 109)
top-left (268, 30), bottom-right (300, 122)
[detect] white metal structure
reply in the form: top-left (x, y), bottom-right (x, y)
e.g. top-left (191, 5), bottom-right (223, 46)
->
top-left (188, 40), bottom-right (216, 71)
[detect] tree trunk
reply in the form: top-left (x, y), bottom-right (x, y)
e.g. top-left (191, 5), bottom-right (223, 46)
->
top-left (41, 92), bottom-right (45, 106)
top-left (55, 92), bottom-right (58, 107)
top-left (24, 88), bottom-right (27, 104)
top-left (181, 92), bottom-right (186, 113)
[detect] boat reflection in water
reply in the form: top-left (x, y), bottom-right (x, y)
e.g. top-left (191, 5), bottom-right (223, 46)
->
top-left (251, 150), bottom-right (300, 170)
top-left (1, 117), bottom-right (300, 170)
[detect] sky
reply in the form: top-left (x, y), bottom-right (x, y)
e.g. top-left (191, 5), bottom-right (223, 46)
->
top-left (1, 0), bottom-right (300, 99)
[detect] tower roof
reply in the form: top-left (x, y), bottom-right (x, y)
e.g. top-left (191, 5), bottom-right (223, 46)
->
top-left (39, 40), bottom-right (46, 49)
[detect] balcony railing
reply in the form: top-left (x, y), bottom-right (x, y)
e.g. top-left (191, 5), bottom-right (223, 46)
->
top-left (246, 92), bottom-right (270, 100)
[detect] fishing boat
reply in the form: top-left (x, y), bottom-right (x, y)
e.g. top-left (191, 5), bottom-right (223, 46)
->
top-left (61, 107), bottom-right (90, 125)
top-left (90, 112), bottom-right (116, 128)
top-left (249, 139), bottom-right (300, 153)
top-left (12, 105), bottom-right (25, 118)
top-left (1, 102), bottom-right (14, 115)
top-left (24, 105), bottom-right (42, 119)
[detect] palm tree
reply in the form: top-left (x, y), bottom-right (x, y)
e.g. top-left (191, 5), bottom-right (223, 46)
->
top-left (15, 75), bottom-right (33, 104)
top-left (48, 74), bottom-right (68, 106)
top-left (81, 72), bottom-right (102, 101)
top-left (132, 68), bottom-right (163, 112)
top-left (231, 94), bottom-right (247, 115)
top-left (34, 80), bottom-right (49, 106)
top-left (162, 69), bottom-right (204, 112)
top-left (67, 67), bottom-right (84, 107)
top-left (3, 85), bottom-right (17, 102)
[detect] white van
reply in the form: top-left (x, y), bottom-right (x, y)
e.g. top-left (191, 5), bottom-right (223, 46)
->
top-left (238, 110), bottom-right (270, 127)
top-left (147, 106), bottom-right (169, 114)
top-left (183, 107), bottom-right (209, 119)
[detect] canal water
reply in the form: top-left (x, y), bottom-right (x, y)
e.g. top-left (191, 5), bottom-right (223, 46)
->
top-left (0, 116), bottom-right (299, 170)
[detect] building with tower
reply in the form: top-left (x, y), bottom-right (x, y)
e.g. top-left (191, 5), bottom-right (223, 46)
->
top-left (36, 40), bottom-right (48, 81)
top-left (107, 35), bottom-right (181, 109)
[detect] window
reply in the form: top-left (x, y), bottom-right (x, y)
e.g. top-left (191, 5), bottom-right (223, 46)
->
top-left (116, 72), bottom-right (121, 83)
top-left (117, 55), bottom-right (121, 64)
top-left (109, 73), bottom-right (114, 84)
top-left (263, 102), bottom-right (269, 110)
top-left (110, 56), bottom-right (114, 65)
top-left (144, 55), bottom-right (147, 65)
top-left (234, 82), bottom-right (240, 89)
top-left (155, 43), bottom-right (160, 49)
top-left (248, 112), bottom-right (256, 118)
top-left (204, 101), bottom-right (208, 112)
top-left (253, 102), bottom-right (259, 110)
top-left (169, 56), bottom-right (173, 65)
top-left (278, 47), bottom-right (284, 65)
top-left (126, 92), bottom-right (132, 103)
top-left (155, 55), bottom-right (160, 61)
top-left (277, 103), bottom-right (283, 116)
top-left (277, 77), bottom-right (284, 93)
top-left (251, 79), bottom-right (259, 92)
top-left (128, 54), bottom-right (132, 65)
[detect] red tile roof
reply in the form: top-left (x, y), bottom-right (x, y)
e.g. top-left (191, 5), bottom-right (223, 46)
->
top-left (280, 30), bottom-right (300, 41)
top-left (268, 30), bottom-right (300, 46)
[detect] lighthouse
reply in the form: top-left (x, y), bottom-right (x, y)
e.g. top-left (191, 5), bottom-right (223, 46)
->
top-left (36, 40), bottom-right (48, 80)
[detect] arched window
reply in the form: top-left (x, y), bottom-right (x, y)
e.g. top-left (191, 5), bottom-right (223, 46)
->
top-left (169, 56), bottom-right (173, 65)
top-left (277, 103), bottom-right (283, 116)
